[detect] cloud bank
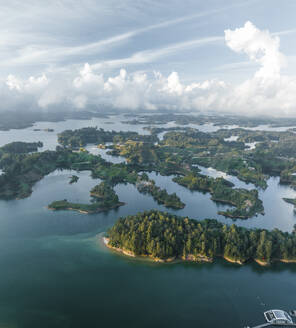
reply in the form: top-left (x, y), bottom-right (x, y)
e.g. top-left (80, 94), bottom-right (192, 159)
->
top-left (3, 21), bottom-right (296, 116)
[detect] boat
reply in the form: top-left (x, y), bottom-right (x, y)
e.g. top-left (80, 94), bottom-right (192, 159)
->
top-left (264, 309), bottom-right (293, 325)
top-left (289, 310), bottom-right (296, 317)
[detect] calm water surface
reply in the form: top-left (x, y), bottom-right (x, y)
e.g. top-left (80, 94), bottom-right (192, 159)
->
top-left (0, 117), bottom-right (296, 328)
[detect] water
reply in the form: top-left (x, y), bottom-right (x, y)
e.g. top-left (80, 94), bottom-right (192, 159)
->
top-left (0, 115), bottom-right (294, 151)
top-left (245, 141), bottom-right (259, 150)
top-left (0, 117), bottom-right (296, 328)
top-left (0, 170), bottom-right (295, 328)
top-left (0, 114), bottom-right (150, 151)
top-left (196, 165), bottom-right (253, 189)
top-left (85, 143), bottom-right (126, 164)
top-left (224, 136), bottom-right (239, 142)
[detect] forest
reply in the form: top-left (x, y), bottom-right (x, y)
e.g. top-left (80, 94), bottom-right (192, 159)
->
top-left (49, 182), bottom-right (123, 214)
top-left (107, 210), bottom-right (296, 264)
top-left (58, 127), bottom-right (157, 148)
top-left (173, 174), bottom-right (264, 218)
top-left (2, 121), bottom-right (296, 219)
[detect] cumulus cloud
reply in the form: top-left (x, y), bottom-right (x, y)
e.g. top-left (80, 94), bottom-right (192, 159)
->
top-left (225, 21), bottom-right (286, 79)
top-left (2, 21), bottom-right (296, 117)
top-left (222, 21), bottom-right (296, 115)
top-left (6, 74), bottom-right (48, 92)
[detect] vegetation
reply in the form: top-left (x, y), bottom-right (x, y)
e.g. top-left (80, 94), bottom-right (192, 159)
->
top-left (58, 127), bottom-right (157, 149)
top-left (0, 109), bottom-right (108, 131)
top-left (173, 174), bottom-right (264, 218)
top-left (123, 113), bottom-right (296, 128)
top-left (107, 210), bottom-right (296, 264)
top-left (194, 155), bottom-right (267, 189)
top-left (69, 175), bottom-right (79, 184)
top-left (49, 182), bottom-right (123, 213)
top-left (4, 119), bottom-right (296, 219)
top-left (0, 141), bottom-right (43, 154)
top-left (0, 147), bottom-right (103, 199)
top-left (283, 198), bottom-right (296, 212)
top-left (0, 141), bottom-right (185, 212)
top-left (90, 181), bottom-right (120, 206)
top-left (136, 174), bottom-right (185, 209)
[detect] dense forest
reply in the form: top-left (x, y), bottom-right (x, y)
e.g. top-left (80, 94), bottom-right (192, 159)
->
top-left (136, 173), bottom-right (185, 209)
top-left (173, 174), bottom-right (264, 218)
top-left (122, 113), bottom-right (296, 128)
top-left (58, 127), bottom-right (157, 148)
top-left (3, 120), bottom-right (296, 219)
top-left (0, 141), bottom-right (43, 154)
top-left (107, 210), bottom-right (296, 264)
top-left (0, 146), bottom-right (103, 199)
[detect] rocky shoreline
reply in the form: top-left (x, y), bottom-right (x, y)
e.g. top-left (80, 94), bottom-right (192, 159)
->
top-left (103, 237), bottom-right (296, 266)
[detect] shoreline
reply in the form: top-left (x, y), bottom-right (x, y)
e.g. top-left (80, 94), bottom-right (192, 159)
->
top-left (48, 202), bottom-right (125, 214)
top-left (103, 237), bottom-right (296, 267)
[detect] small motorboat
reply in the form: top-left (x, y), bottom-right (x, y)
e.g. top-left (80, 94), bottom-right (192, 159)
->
top-left (264, 309), bottom-right (293, 325)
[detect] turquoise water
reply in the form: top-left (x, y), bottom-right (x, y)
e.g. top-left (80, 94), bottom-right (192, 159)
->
top-left (0, 117), bottom-right (296, 327)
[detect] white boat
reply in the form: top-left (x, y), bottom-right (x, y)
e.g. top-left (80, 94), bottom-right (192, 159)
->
top-left (264, 309), bottom-right (293, 325)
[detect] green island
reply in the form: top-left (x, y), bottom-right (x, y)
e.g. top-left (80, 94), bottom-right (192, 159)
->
top-left (0, 145), bottom-right (103, 199)
top-left (58, 127), bottom-right (157, 149)
top-left (283, 198), bottom-right (296, 212)
top-left (49, 182), bottom-right (124, 213)
top-left (48, 199), bottom-right (124, 214)
top-left (0, 141), bottom-right (43, 154)
top-left (122, 113), bottom-right (296, 128)
top-left (0, 141), bottom-right (184, 212)
top-left (136, 173), bottom-right (185, 209)
top-left (0, 109), bottom-right (109, 131)
top-left (69, 175), bottom-right (79, 184)
top-left (3, 119), bottom-right (296, 219)
top-left (105, 210), bottom-right (296, 265)
top-left (173, 174), bottom-right (264, 218)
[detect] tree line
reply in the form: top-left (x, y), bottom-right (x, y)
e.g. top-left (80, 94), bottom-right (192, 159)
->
top-left (107, 210), bottom-right (296, 264)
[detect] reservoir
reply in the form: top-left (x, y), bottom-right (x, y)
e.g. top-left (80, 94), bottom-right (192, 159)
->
top-left (0, 116), bottom-right (295, 328)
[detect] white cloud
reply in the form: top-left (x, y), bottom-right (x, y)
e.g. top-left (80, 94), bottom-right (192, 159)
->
top-left (225, 21), bottom-right (286, 79)
top-left (6, 74), bottom-right (48, 92)
top-left (6, 75), bottom-right (22, 91)
top-left (2, 21), bottom-right (296, 117)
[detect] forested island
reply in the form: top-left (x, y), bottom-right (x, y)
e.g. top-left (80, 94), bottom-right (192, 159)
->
top-left (69, 175), bottom-right (79, 184)
top-left (0, 141), bottom-right (184, 212)
top-left (136, 173), bottom-right (185, 209)
top-left (58, 127), bottom-right (157, 149)
top-left (105, 210), bottom-right (296, 265)
top-left (49, 181), bottom-right (124, 213)
top-left (0, 109), bottom-right (109, 131)
top-left (173, 174), bottom-right (263, 218)
top-left (0, 141), bottom-right (43, 154)
top-left (122, 113), bottom-right (296, 128)
top-left (3, 117), bottom-right (296, 219)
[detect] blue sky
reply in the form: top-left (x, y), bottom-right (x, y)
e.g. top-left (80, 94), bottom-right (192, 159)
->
top-left (1, 0), bottom-right (296, 115)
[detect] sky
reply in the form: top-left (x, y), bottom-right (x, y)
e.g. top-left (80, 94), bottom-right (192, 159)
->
top-left (1, 0), bottom-right (296, 116)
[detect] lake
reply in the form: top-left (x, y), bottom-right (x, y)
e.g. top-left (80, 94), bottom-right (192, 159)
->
top-left (0, 116), bottom-right (295, 328)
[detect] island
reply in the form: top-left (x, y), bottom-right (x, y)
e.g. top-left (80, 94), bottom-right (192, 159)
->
top-left (3, 121), bottom-right (296, 219)
top-left (48, 198), bottom-right (124, 214)
top-left (105, 210), bottom-right (296, 265)
top-left (49, 181), bottom-right (124, 213)
top-left (173, 174), bottom-right (264, 218)
top-left (0, 141), bottom-right (43, 153)
top-left (69, 175), bottom-right (79, 184)
top-left (283, 198), bottom-right (296, 212)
